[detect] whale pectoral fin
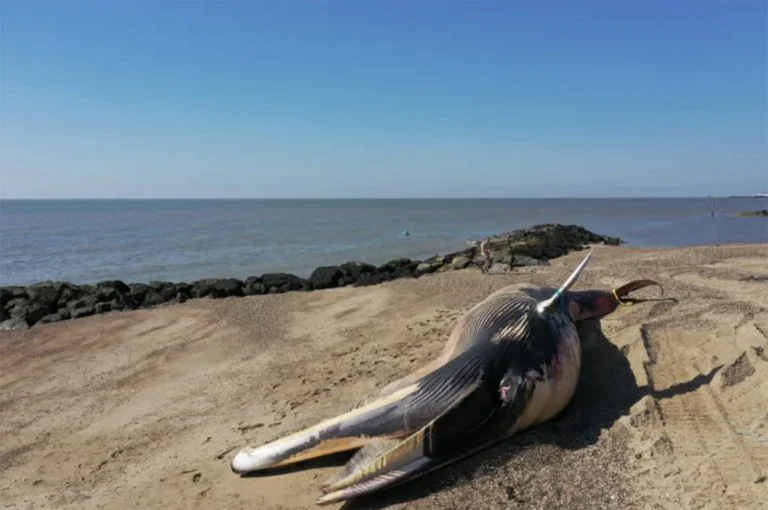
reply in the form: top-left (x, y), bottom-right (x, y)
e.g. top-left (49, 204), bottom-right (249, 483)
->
top-left (315, 370), bottom-right (500, 505)
top-left (231, 383), bottom-right (420, 474)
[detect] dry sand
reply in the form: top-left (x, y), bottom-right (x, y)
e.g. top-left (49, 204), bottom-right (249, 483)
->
top-left (2, 244), bottom-right (768, 510)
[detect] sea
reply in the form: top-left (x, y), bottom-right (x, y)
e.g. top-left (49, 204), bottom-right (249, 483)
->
top-left (1, 198), bottom-right (766, 287)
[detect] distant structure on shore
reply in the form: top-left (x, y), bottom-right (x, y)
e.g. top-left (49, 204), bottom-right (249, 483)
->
top-left (727, 192), bottom-right (768, 198)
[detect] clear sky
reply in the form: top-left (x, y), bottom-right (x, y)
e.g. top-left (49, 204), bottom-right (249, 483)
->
top-left (1, 1), bottom-right (766, 199)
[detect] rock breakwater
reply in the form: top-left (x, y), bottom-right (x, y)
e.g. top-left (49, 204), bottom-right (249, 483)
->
top-left (0, 224), bottom-right (621, 331)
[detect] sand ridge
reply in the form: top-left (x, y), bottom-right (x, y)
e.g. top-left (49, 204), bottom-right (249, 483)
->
top-left (1, 244), bottom-right (767, 509)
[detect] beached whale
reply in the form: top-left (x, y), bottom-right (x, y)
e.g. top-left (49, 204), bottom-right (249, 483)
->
top-left (230, 250), bottom-right (663, 504)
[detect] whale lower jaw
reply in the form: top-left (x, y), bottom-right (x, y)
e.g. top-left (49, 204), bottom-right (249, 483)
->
top-left (231, 447), bottom-right (286, 473)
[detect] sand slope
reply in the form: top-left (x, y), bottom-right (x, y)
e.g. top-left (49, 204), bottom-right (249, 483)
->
top-left (1, 244), bottom-right (767, 509)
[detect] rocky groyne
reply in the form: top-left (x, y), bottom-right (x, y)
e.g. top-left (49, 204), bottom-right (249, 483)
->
top-left (738, 209), bottom-right (768, 217)
top-left (0, 224), bottom-right (622, 331)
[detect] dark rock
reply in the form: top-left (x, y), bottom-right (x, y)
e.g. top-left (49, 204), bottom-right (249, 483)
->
top-left (261, 273), bottom-right (309, 293)
top-left (340, 261), bottom-right (376, 280)
top-left (94, 285), bottom-right (119, 302)
top-left (0, 288), bottom-right (13, 309)
top-left (414, 262), bottom-right (434, 276)
top-left (68, 295), bottom-right (98, 319)
top-left (354, 273), bottom-right (381, 287)
top-left (375, 258), bottom-right (417, 281)
top-left (309, 266), bottom-right (344, 290)
top-left (8, 299), bottom-right (51, 326)
top-left (57, 284), bottom-right (85, 308)
top-left (0, 287), bottom-right (28, 308)
top-left (0, 318), bottom-right (29, 331)
top-left (95, 302), bottom-right (113, 314)
top-left (451, 255), bottom-right (471, 270)
top-left (148, 281), bottom-right (181, 302)
top-left (67, 295), bottom-right (98, 310)
top-left (25, 282), bottom-right (65, 308)
top-left (420, 255), bottom-right (448, 274)
top-left (126, 283), bottom-right (150, 308)
top-left (37, 311), bottom-right (71, 325)
top-left (191, 278), bottom-right (245, 299)
top-left (142, 291), bottom-right (167, 307)
top-left (244, 277), bottom-right (265, 296)
top-left (95, 280), bottom-right (131, 294)
top-left (36, 314), bottom-right (60, 325)
top-left (71, 306), bottom-right (95, 319)
top-left (5, 297), bottom-right (25, 311)
top-left (380, 258), bottom-right (413, 270)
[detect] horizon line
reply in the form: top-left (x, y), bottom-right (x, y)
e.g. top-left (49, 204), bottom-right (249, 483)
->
top-left (0, 195), bottom-right (762, 201)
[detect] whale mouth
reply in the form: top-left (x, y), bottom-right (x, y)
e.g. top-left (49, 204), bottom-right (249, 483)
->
top-left (613, 279), bottom-right (672, 305)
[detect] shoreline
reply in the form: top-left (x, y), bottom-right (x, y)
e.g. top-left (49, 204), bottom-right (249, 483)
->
top-left (2, 243), bottom-right (767, 509)
top-left (1, 223), bottom-right (621, 331)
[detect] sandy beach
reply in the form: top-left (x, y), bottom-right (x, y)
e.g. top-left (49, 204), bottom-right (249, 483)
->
top-left (2, 243), bottom-right (767, 510)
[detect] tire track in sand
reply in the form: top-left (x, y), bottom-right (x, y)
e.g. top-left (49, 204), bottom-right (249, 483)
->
top-left (633, 324), bottom-right (768, 509)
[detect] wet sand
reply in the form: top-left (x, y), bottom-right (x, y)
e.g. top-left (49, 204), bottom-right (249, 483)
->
top-left (2, 244), bottom-right (767, 509)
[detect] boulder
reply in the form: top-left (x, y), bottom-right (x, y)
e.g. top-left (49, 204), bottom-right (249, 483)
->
top-left (37, 310), bottom-right (71, 325)
top-left (244, 277), bottom-right (265, 296)
top-left (9, 299), bottom-right (51, 326)
top-left (0, 287), bottom-right (28, 308)
top-left (451, 255), bottom-right (471, 270)
top-left (191, 278), bottom-right (245, 299)
top-left (95, 302), bottom-right (113, 314)
top-left (261, 273), bottom-right (309, 293)
top-left (0, 318), bottom-right (29, 331)
top-left (70, 306), bottom-right (95, 319)
top-left (141, 291), bottom-right (166, 307)
top-left (377, 258), bottom-right (417, 280)
top-left (354, 273), bottom-right (382, 287)
top-left (414, 262), bottom-right (434, 276)
top-left (94, 285), bottom-right (119, 302)
top-left (67, 295), bottom-right (99, 319)
top-left (56, 283), bottom-right (85, 308)
top-left (127, 283), bottom-right (150, 308)
top-left (95, 280), bottom-right (131, 294)
top-left (340, 261), bottom-right (376, 281)
top-left (25, 282), bottom-right (65, 308)
top-left (0, 288), bottom-right (13, 309)
top-left (148, 281), bottom-right (182, 302)
top-left (309, 266), bottom-right (344, 290)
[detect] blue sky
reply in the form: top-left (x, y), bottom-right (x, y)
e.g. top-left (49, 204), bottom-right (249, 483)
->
top-left (1, 1), bottom-right (766, 199)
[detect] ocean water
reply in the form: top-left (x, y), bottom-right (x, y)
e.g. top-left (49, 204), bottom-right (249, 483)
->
top-left (1, 198), bottom-right (766, 286)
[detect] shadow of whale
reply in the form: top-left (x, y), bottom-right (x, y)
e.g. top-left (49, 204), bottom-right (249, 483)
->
top-left (334, 316), bottom-right (720, 509)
